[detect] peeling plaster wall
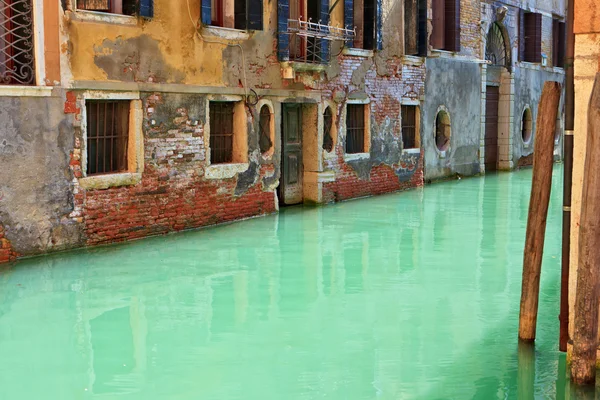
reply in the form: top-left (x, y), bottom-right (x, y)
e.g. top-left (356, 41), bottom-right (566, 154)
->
top-left (423, 58), bottom-right (483, 180)
top-left (0, 95), bottom-right (84, 257)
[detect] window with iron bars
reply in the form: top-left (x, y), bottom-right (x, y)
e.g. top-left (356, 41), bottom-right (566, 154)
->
top-left (77, 0), bottom-right (154, 17)
top-left (401, 105), bottom-right (418, 149)
top-left (346, 104), bottom-right (366, 154)
top-left (85, 100), bottom-right (130, 176)
top-left (209, 102), bottom-right (235, 164)
top-left (0, 0), bottom-right (35, 85)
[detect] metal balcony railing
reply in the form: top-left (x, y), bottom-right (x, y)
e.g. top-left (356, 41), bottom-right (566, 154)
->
top-left (283, 18), bottom-right (355, 64)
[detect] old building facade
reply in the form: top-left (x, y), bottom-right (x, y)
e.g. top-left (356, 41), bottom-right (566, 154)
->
top-left (0, 0), bottom-right (565, 262)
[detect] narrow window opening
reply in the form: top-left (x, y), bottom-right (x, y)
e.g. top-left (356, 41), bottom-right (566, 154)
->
top-left (434, 110), bottom-right (450, 151)
top-left (209, 102), bottom-right (235, 164)
top-left (259, 105), bottom-right (273, 154)
top-left (77, 0), bottom-right (137, 15)
top-left (401, 105), bottom-right (418, 149)
top-left (323, 106), bottom-right (334, 152)
top-left (346, 104), bottom-right (366, 154)
top-left (86, 100), bottom-right (130, 176)
top-left (553, 19), bottom-right (566, 68)
top-left (431, 0), bottom-right (459, 51)
top-left (0, 0), bottom-right (35, 85)
top-left (522, 12), bottom-right (542, 63)
top-left (349, 0), bottom-right (376, 50)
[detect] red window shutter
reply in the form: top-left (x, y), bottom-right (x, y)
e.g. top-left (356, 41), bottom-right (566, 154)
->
top-left (534, 13), bottom-right (542, 63)
top-left (430, 0), bottom-right (445, 50)
top-left (524, 12), bottom-right (541, 63)
top-left (444, 0), bottom-right (460, 52)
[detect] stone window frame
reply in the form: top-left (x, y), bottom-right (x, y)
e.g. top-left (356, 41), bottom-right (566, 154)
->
top-left (400, 99), bottom-right (421, 153)
top-left (256, 98), bottom-right (275, 159)
top-left (0, 0), bottom-right (51, 97)
top-left (433, 105), bottom-right (451, 158)
top-left (343, 97), bottom-right (371, 162)
top-left (204, 94), bottom-right (249, 180)
top-left (78, 90), bottom-right (144, 190)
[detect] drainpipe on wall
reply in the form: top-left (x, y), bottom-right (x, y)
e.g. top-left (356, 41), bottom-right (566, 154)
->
top-left (559, 0), bottom-right (575, 353)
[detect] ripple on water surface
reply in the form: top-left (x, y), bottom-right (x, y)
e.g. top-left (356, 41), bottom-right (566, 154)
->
top-left (0, 167), bottom-right (591, 399)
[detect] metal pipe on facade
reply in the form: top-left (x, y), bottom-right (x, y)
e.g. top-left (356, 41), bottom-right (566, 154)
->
top-left (559, 0), bottom-right (575, 353)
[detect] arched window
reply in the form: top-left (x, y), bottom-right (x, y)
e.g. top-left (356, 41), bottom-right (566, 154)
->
top-left (485, 22), bottom-right (509, 69)
top-left (323, 106), bottom-right (334, 152)
top-left (522, 108), bottom-right (533, 143)
top-left (435, 110), bottom-right (451, 151)
top-left (259, 105), bottom-right (273, 154)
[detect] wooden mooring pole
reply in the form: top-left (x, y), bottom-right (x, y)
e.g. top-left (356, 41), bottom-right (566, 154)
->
top-left (518, 81), bottom-right (562, 342)
top-left (571, 73), bottom-right (600, 386)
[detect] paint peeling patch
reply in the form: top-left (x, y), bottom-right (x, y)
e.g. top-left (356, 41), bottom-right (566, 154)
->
top-left (94, 35), bottom-right (185, 83)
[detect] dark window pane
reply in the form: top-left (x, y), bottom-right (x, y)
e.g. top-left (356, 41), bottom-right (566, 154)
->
top-left (346, 104), bottom-right (365, 154)
top-left (210, 102), bottom-right (235, 164)
top-left (401, 105), bottom-right (417, 149)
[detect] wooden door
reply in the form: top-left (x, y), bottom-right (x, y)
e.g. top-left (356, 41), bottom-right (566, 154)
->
top-left (280, 104), bottom-right (303, 205)
top-left (485, 86), bottom-right (499, 172)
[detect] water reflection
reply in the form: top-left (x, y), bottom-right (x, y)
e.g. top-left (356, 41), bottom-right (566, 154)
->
top-left (0, 167), bottom-right (580, 399)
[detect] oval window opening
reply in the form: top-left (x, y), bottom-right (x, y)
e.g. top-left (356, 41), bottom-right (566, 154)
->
top-left (435, 110), bottom-right (451, 151)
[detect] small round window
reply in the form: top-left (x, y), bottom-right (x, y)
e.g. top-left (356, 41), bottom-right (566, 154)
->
top-left (323, 106), bottom-right (334, 152)
top-left (435, 110), bottom-right (451, 152)
top-left (522, 108), bottom-right (533, 143)
top-left (259, 105), bottom-right (273, 154)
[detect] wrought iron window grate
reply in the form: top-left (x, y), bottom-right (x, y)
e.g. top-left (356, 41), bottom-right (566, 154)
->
top-left (284, 18), bottom-right (355, 64)
top-left (209, 102), bottom-right (235, 164)
top-left (0, 0), bottom-right (35, 85)
top-left (346, 104), bottom-right (365, 154)
top-left (401, 105), bottom-right (417, 149)
top-left (86, 100), bottom-right (130, 176)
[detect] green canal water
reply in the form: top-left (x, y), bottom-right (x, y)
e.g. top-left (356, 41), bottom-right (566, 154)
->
top-left (0, 167), bottom-right (591, 399)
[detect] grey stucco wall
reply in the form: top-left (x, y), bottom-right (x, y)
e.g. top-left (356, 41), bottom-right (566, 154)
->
top-left (512, 66), bottom-right (565, 165)
top-left (0, 94), bottom-right (84, 256)
top-left (423, 57), bottom-right (483, 181)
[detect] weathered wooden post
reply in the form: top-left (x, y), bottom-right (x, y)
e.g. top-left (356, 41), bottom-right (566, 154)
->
top-left (518, 81), bottom-right (562, 342)
top-left (570, 73), bottom-right (600, 386)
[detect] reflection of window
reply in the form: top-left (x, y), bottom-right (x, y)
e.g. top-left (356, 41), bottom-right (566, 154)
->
top-left (435, 110), bottom-right (450, 151)
top-left (401, 105), bottom-right (418, 149)
top-left (258, 105), bottom-right (273, 154)
top-left (86, 100), bottom-right (130, 176)
top-left (0, 0), bottom-right (36, 85)
top-left (77, 0), bottom-right (137, 15)
top-left (346, 104), bottom-right (366, 154)
top-left (323, 106), bottom-right (334, 152)
top-left (90, 307), bottom-right (135, 395)
top-left (522, 108), bottom-right (533, 143)
top-left (430, 0), bottom-right (460, 51)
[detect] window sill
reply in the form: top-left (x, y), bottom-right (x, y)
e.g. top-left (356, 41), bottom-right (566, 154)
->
top-left (205, 163), bottom-right (249, 179)
top-left (79, 172), bottom-right (142, 190)
top-left (71, 10), bottom-right (138, 25)
top-left (305, 171), bottom-right (336, 183)
top-left (429, 50), bottom-right (487, 63)
top-left (344, 152), bottom-right (370, 162)
top-left (0, 85), bottom-right (52, 97)
top-left (403, 148), bottom-right (421, 154)
top-left (342, 48), bottom-right (374, 58)
top-left (201, 26), bottom-right (250, 41)
top-left (290, 62), bottom-right (327, 72)
top-left (517, 62), bottom-right (566, 75)
top-left (402, 55), bottom-right (425, 66)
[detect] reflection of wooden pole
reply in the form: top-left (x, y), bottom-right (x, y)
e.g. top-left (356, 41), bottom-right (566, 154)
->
top-left (518, 81), bottom-right (562, 341)
top-left (517, 341), bottom-right (535, 400)
top-left (571, 74), bottom-right (600, 386)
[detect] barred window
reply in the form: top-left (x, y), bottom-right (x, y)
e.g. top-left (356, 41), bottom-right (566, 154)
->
top-left (323, 106), bottom-right (334, 152)
top-left (209, 102), bottom-right (235, 164)
top-left (86, 100), bottom-right (130, 176)
top-left (401, 105), bottom-right (418, 149)
top-left (0, 0), bottom-right (36, 85)
top-left (258, 105), bottom-right (273, 154)
top-left (346, 104), bottom-right (366, 154)
top-left (77, 0), bottom-right (137, 15)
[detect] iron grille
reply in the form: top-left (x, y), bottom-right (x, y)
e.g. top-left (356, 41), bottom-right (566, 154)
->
top-left (0, 0), bottom-right (35, 85)
top-left (258, 105), bottom-right (272, 154)
top-left (284, 18), bottom-right (354, 64)
top-left (485, 22), bottom-right (508, 68)
top-left (323, 106), bottom-right (333, 152)
top-left (401, 105), bottom-right (417, 149)
top-left (210, 102), bottom-right (235, 164)
top-left (346, 104), bottom-right (365, 154)
top-left (86, 100), bottom-right (130, 176)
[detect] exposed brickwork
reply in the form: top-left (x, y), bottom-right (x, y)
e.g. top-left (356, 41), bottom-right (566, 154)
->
top-left (517, 153), bottom-right (534, 168)
top-left (0, 226), bottom-right (18, 264)
top-left (460, 0), bottom-right (482, 57)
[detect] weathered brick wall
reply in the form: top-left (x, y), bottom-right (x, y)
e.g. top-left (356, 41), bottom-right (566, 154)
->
top-left (0, 226), bottom-right (18, 264)
top-left (460, 0), bottom-right (483, 57)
